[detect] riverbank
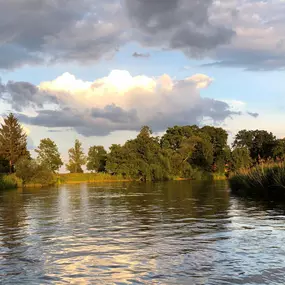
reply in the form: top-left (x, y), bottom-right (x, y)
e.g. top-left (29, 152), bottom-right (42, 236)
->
top-left (0, 172), bottom-right (227, 190)
top-left (58, 173), bottom-right (132, 184)
top-left (229, 163), bottom-right (285, 200)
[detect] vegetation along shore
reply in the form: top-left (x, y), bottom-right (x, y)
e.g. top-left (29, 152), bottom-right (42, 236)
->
top-left (1, 113), bottom-right (285, 198)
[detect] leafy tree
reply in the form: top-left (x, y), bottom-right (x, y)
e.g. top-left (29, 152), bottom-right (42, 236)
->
top-left (201, 126), bottom-right (228, 156)
top-left (273, 139), bottom-right (285, 160)
top-left (161, 125), bottom-right (200, 150)
top-left (87, 146), bottom-right (107, 172)
top-left (66, 139), bottom-right (86, 173)
top-left (0, 113), bottom-right (28, 173)
top-left (35, 138), bottom-right (63, 172)
top-left (15, 158), bottom-right (54, 186)
top-left (106, 126), bottom-right (170, 181)
top-left (230, 147), bottom-right (252, 171)
top-left (233, 130), bottom-right (276, 161)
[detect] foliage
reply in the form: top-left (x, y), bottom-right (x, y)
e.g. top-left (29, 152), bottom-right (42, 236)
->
top-left (66, 139), bottom-right (86, 173)
top-left (0, 157), bottom-right (9, 174)
top-left (0, 174), bottom-right (18, 190)
top-left (229, 147), bottom-right (252, 172)
top-left (15, 158), bottom-right (54, 186)
top-left (0, 113), bottom-right (28, 173)
top-left (35, 138), bottom-right (63, 172)
top-left (229, 163), bottom-right (285, 200)
top-left (272, 139), bottom-right (285, 160)
top-left (106, 126), bottom-right (170, 181)
top-left (87, 146), bottom-right (107, 172)
top-left (233, 130), bottom-right (276, 161)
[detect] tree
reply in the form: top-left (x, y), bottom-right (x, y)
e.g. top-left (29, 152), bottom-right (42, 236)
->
top-left (35, 138), bottom-right (63, 173)
top-left (0, 113), bottom-right (28, 173)
top-left (106, 126), bottom-right (171, 181)
top-left (15, 158), bottom-right (54, 187)
top-left (230, 147), bottom-right (252, 171)
top-left (87, 146), bottom-right (107, 172)
top-left (233, 130), bottom-right (276, 161)
top-left (66, 139), bottom-right (86, 173)
top-left (273, 139), bottom-right (285, 160)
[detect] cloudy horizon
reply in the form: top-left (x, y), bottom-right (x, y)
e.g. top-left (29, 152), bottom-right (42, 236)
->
top-left (1, 0), bottom-right (285, 162)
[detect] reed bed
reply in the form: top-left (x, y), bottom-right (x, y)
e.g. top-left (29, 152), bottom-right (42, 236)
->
top-left (229, 162), bottom-right (285, 200)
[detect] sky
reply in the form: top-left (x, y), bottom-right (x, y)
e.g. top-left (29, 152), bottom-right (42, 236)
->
top-left (1, 0), bottom-right (285, 163)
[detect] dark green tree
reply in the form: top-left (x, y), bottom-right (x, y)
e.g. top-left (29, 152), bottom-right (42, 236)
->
top-left (15, 158), bottom-right (54, 187)
top-left (87, 146), bottom-right (107, 172)
top-left (0, 113), bottom-right (28, 173)
top-left (233, 130), bottom-right (276, 161)
top-left (0, 157), bottom-right (9, 174)
top-left (35, 138), bottom-right (63, 173)
top-left (230, 147), bottom-right (252, 171)
top-left (272, 138), bottom-right (285, 160)
top-left (106, 126), bottom-right (170, 181)
top-left (66, 139), bottom-right (86, 173)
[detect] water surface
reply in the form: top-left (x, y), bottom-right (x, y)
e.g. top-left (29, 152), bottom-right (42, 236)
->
top-left (1, 181), bottom-right (285, 284)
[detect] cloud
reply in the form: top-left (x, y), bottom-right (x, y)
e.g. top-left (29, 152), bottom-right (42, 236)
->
top-left (132, 52), bottom-right (150, 58)
top-left (247, 111), bottom-right (259, 118)
top-left (125, 0), bottom-right (235, 55)
top-left (187, 74), bottom-right (213, 89)
top-left (0, 79), bottom-right (56, 111)
top-left (1, 70), bottom-right (240, 136)
top-left (3, 0), bottom-right (285, 70)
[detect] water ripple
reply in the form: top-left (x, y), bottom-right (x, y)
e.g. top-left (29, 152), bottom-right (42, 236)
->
top-left (0, 181), bottom-right (285, 284)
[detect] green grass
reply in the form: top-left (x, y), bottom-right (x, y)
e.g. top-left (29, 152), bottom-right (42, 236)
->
top-left (58, 173), bottom-right (130, 184)
top-left (229, 162), bottom-right (285, 200)
top-left (0, 174), bottom-right (19, 190)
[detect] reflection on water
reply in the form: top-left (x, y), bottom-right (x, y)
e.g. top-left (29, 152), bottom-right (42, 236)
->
top-left (0, 181), bottom-right (285, 284)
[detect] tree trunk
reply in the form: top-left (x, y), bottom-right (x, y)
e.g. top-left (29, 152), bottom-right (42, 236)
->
top-left (9, 160), bottom-right (12, 174)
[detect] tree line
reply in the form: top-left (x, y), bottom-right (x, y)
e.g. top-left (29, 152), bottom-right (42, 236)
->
top-left (0, 113), bottom-right (285, 183)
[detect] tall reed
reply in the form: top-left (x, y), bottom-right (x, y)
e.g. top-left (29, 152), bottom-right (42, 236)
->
top-left (229, 162), bottom-right (285, 200)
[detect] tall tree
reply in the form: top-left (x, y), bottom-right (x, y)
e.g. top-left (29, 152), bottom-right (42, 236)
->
top-left (0, 113), bottom-right (28, 173)
top-left (66, 139), bottom-right (86, 173)
top-left (35, 138), bottom-right (63, 172)
top-left (233, 130), bottom-right (276, 161)
top-left (87, 146), bottom-right (107, 172)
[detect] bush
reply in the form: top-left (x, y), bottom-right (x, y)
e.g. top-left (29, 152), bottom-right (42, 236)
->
top-left (0, 175), bottom-right (18, 190)
top-left (15, 158), bottom-right (54, 187)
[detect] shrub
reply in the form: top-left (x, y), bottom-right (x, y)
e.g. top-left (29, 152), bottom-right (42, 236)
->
top-left (0, 175), bottom-right (18, 190)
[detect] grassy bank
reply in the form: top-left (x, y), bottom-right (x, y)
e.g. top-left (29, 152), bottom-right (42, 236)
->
top-left (229, 163), bottom-right (285, 200)
top-left (0, 172), bottom-right (227, 190)
top-left (57, 173), bottom-right (132, 184)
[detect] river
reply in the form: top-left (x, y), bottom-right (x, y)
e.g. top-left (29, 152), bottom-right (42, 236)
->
top-left (0, 181), bottom-right (285, 284)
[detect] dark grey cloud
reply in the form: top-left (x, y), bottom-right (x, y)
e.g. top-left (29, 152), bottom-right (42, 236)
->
top-left (0, 79), bottom-right (57, 110)
top-left (91, 105), bottom-right (139, 124)
top-left (1, 0), bottom-right (285, 70)
top-left (14, 99), bottom-right (239, 137)
top-left (0, 0), bottom-right (126, 68)
top-left (203, 48), bottom-right (285, 71)
top-left (247, 111), bottom-right (259, 118)
top-left (132, 52), bottom-right (150, 58)
top-left (125, 0), bottom-right (235, 55)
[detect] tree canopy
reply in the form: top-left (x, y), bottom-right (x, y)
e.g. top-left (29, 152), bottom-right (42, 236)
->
top-left (87, 146), bottom-right (107, 172)
top-left (2, 113), bottom-right (285, 181)
top-left (35, 138), bottom-right (63, 172)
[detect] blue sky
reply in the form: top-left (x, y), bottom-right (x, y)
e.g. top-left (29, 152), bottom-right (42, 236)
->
top-left (1, 0), bottom-right (285, 164)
